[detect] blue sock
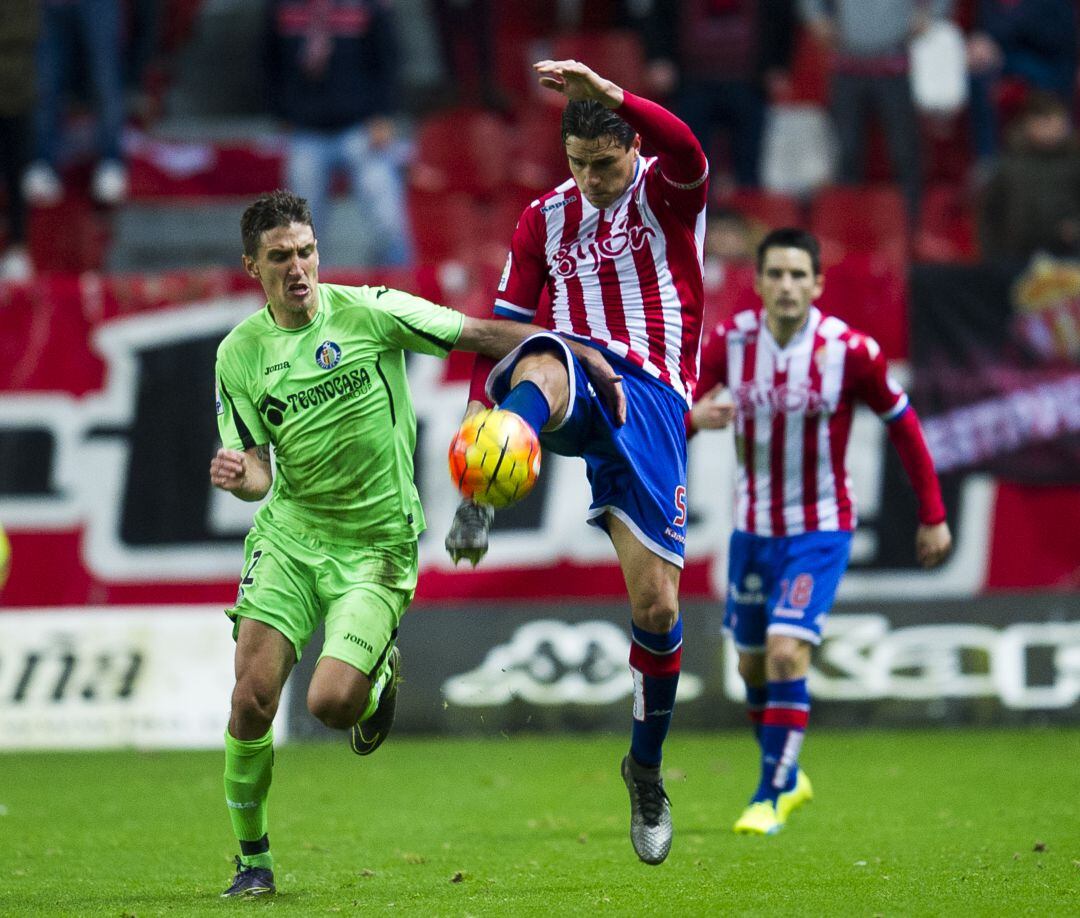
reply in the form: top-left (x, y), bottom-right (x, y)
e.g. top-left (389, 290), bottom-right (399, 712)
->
top-left (752, 678), bottom-right (809, 803)
top-left (498, 380), bottom-right (550, 435)
top-left (745, 683), bottom-right (767, 744)
top-left (628, 618), bottom-right (683, 769)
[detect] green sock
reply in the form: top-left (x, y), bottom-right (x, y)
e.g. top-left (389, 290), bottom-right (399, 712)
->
top-left (224, 726), bottom-right (274, 870)
top-left (358, 657), bottom-right (391, 724)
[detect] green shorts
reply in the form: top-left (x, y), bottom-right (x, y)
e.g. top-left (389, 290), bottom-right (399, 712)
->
top-left (226, 522), bottom-right (418, 676)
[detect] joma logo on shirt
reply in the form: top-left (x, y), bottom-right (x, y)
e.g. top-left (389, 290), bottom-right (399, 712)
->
top-left (552, 226), bottom-right (655, 277)
top-left (264, 361), bottom-right (290, 375)
top-left (259, 369), bottom-right (372, 424)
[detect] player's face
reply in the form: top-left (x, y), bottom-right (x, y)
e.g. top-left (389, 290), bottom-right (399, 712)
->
top-left (756, 246), bottom-right (823, 337)
top-left (243, 222), bottom-right (320, 328)
top-left (565, 133), bottom-right (641, 209)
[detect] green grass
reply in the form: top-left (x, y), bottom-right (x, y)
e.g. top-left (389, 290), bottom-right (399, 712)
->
top-left (1, 729), bottom-right (1077, 916)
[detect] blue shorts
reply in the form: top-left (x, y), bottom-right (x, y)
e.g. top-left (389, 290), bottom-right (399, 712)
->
top-left (724, 529), bottom-right (853, 651)
top-left (486, 332), bottom-right (688, 567)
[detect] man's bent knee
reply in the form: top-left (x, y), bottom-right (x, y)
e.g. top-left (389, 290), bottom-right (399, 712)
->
top-left (308, 695), bottom-right (364, 731)
top-left (765, 637), bottom-right (812, 681)
top-left (509, 351), bottom-right (569, 426)
top-left (307, 680), bottom-right (369, 731)
top-left (630, 596), bottom-right (679, 634)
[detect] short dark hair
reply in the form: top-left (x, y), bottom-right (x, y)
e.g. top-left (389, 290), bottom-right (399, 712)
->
top-left (561, 100), bottom-right (636, 149)
top-left (756, 227), bottom-right (821, 275)
top-left (241, 190), bottom-right (313, 258)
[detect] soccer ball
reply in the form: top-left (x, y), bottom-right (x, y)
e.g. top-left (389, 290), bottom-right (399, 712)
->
top-left (447, 408), bottom-right (542, 508)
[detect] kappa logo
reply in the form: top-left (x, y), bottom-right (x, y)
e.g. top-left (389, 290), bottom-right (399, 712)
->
top-left (442, 620), bottom-right (703, 707)
top-left (540, 194), bottom-right (577, 214)
top-left (730, 572), bottom-right (766, 606)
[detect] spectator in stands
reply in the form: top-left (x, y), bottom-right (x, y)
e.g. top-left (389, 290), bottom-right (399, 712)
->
top-left (264, 0), bottom-right (412, 267)
top-left (0, 0), bottom-right (38, 281)
top-left (966, 0), bottom-right (1078, 168)
top-left (799, 0), bottom-right (953, 222)
top-left (431, 0), bottom-right (509, 113)
top-left (628, 0), bottom-right (796, 190)
top-left (978, 90), bottom-right (1080, 262)
top-left (22, 0), bottom-right (129, 207)
top-left (123, 0), bottom-right (162, 124)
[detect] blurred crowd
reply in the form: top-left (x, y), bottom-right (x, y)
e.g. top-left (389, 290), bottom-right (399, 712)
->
top-left (2, 0), bottom-right (1080, 281)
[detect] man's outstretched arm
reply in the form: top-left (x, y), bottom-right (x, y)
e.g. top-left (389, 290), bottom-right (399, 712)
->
top-left (457, 316), bottom-right (626, 426)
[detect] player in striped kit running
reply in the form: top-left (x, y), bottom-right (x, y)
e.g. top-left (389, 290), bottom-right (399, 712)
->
top-left (445, 59), bottom-right (708, 864)
top-left (689, 227), bottom-right (952, 835)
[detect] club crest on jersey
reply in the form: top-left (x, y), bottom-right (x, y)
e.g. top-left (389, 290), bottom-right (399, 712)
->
top-left (315, 340), bottom-right (342, 370)
top-left (814, 345), bottom-right (829, 375)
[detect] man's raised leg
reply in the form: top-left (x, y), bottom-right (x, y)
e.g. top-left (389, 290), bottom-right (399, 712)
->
top-left (306, 646), bottom-right (399, 756)
top-left (447, 344), bottom-right (572, 565)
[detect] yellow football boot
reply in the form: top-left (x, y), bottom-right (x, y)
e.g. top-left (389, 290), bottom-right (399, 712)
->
top-left (732, 800), bottom-right (782, 835)
top-left (776, 770), bottom-right (814, 824)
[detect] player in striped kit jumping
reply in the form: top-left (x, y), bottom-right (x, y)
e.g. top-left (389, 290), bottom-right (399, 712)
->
top-left (445, 59), bottom-right (708, 864)
top-left (689, 227), bottom-right (953, 835)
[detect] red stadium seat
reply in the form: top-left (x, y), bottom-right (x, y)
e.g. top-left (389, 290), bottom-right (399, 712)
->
top-left (509, 108), bottom-right (568, 196)
top-left (702, 261), bottom-right (758, 334)
top-left (818, 251), bottom-right (909, 360)
top-left (720, 190), bottom-right (805, 232)
top-left (914, 183), bottom-right (979, 263)
top-left (27, 167), bottom-right (111, 273)
top-left (778, 28), bottom-right (833, 105)
top-left (407, 190), bottom-right (482, 263)
top-left (411, 108), bottom-right (514, 200)
top-left (543, 30), bottom-right (646, 101)
top-left (809, 184), bottom-right (909, 266)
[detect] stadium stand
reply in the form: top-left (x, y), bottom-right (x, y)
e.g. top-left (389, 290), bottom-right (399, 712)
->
top-left (5, 3), bottom-right (1069, 287)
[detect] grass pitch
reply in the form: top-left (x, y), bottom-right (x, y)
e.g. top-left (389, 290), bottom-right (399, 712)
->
top-left (1, 729), bottom-right (1077, 916)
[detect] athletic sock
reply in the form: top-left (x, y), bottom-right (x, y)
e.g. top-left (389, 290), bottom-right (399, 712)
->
top-left (744, 683), bottom-right (767, 744)
top-left (357, 653), bottom-right (393, 724)
top-left (498, 379), bottom-right (551, 435)
top-left (752, 678), bottom-right (809, 804)
top-left (224, 727), bottom-right (275, 870)
top-left (628, 617), bottom-right (683, 769)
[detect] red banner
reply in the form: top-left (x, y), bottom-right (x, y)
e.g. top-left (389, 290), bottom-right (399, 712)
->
top-left (0, 268), bottom-right (1075, 608)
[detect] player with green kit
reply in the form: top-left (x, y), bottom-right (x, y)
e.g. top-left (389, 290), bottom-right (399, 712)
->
top-left (212, 190), bottom-right (621, 897)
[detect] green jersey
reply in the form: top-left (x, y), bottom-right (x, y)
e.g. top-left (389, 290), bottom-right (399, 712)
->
top-left (215, 283), bottom-right (464, 545)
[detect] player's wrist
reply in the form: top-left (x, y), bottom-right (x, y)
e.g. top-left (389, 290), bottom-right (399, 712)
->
top-left (602, 86), bottom-right (624, 108)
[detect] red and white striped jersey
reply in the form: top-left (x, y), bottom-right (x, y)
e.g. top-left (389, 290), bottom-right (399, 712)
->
top-left (697, 306), bottom-right (910, 535)
top-left (493, 154), bottom-right (707, 403)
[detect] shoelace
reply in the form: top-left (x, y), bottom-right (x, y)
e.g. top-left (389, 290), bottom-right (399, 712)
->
top-left (633, 779), bottom-right (670, 826)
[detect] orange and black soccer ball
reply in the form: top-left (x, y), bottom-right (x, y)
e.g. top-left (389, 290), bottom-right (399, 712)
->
top-left (447, 408), bottom-right (542, 508)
